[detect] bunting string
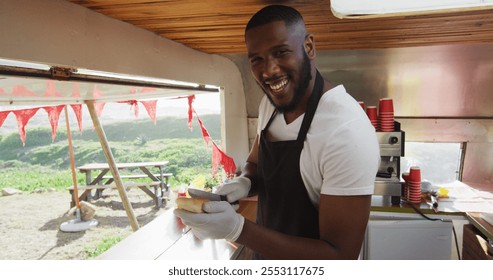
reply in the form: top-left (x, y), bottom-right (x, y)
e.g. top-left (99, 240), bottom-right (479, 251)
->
top-left (0, 92), bottom-right (235, 177)
top-left (186, 94), bottom-right (236, 178)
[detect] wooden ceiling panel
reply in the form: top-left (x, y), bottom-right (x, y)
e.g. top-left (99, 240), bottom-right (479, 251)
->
top-left (66, 0), bottom-right (493, 54)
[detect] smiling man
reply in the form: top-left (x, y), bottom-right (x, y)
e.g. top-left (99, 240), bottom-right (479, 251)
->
top-left (174, 5), bottom-right (380, 259)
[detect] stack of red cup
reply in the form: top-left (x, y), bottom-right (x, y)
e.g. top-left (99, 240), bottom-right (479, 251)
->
top-left (378, 98), bottom-right (394, 132)
top-left (366, 106), bottom-right (378, 130)
top-left (407, 167), bottom-right (422, 204)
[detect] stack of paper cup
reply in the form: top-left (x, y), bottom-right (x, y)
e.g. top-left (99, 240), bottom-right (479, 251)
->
top-left (366, 106), bottom-right (378, 130)
top-left (407, 167), bottom-right (422, 204)
top-left (378, 98), bottom-right (394, 132)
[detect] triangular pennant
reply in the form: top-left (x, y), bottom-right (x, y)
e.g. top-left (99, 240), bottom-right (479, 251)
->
top-left (44, 81), bottom-right (62, 97)
top-left (195, 110), bottom-right (211, 145)
top-left (187, 95), bottom-right (195, 130)
top-left (141, 87), bottom-right (157, 93)
top-left (129, 100), bottom-right (139, 118)
top-left (92, 85), bottom-right (106, 117)
top-left (71, 83), bottom-right (81, 98)
top-left (94, 101), bottom-right (106, 117)
top-left (117, 100), bottom-right (139, 118)
top-left (43, 105), bottom-right (65, 141)
top-left (13, 108), bottom-right (40, 146)
top-left (211, 142), bottom-right (236, 178)
top-left (70, 104), bottom-right (83, 134)
top-left (0, 111), bottom-right (11, 127)
top-left (189, 105), bottom-right (236, 178)
top-left (140, 100), bottom-right (157, 124)
top-left (12, 85), bottom-right (37, 97)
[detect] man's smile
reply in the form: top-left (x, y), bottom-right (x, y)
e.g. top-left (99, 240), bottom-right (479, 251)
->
top-left (265, 76), bottom-right (289, 95)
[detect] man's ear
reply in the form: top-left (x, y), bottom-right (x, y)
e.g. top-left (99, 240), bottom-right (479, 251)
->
top-left (304, 33), bottom-right (316, 59)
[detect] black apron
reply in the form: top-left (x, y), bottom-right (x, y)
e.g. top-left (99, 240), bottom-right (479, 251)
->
top-left (255, 71), bottom-right (324, 258)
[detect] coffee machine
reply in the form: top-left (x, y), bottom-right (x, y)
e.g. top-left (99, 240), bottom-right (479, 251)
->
top-left (374, 122), bottom-right (405, 205)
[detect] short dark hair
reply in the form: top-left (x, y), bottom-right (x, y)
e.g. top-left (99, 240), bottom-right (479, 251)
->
top-left (245, 5), bottom-right (304, 33)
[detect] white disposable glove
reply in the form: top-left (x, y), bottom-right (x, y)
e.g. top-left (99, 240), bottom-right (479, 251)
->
top-left (174, 201), bottom-right (245, 242)
top-left (214, 176), bottom-right (251, 203)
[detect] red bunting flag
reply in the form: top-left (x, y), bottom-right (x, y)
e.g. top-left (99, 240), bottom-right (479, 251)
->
top-left (190, 102), bottom-right (236, 178)
top-left (140, 100), bottom-right (157, 124)
top-left (187, 95), bottom-right (195, 129)
top-left (141, 87), bottom-right (157, 93)
top-left (13, 108), bottom-right (39, 146)
top-left (130, 100), bottom-right (139, 117)
top-left (118, 100), bottom-right (139, 118)
top-left (12, 85), bottom-right (36, 97)
top-left (195, 110), bottom-right (211, 145)
top-left (0, 111), bottom-right (11, 127)
top-left (70, 104), bottom-right (83, 133)
top-left (71, 83), bottom-right (81, 98)
top-left (44, 81), bottom-right (62, 97)
top-left (43, 105), bottom-right (65, 141)
top-left (211, 142), bottom-right (236, 178)
top-left (92, 85), bottom-right (106, 117)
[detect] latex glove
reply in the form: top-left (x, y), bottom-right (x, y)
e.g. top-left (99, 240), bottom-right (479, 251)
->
top-left (214, 177), bottom-right (251, 203)
top-left (174, 201), bottom-right (245, 241)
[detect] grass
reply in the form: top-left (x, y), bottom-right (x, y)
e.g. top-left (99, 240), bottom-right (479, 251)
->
top-left (83, 236), bottom-right (125, 259)
top-left (0, 161), bottom-right (85, 192)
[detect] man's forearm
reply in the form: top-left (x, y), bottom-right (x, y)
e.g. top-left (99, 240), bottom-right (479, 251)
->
top-left (235, 219), bottom-right (343, 260)
top-left (241, 161), bottom-right (258, 195)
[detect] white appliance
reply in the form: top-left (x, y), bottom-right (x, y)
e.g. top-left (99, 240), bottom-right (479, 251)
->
top-left (362, 219), bottom-right (453, 260)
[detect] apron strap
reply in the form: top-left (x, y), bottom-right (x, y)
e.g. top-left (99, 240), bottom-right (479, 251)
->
top-left (296, 71), bottom-right (325, 143)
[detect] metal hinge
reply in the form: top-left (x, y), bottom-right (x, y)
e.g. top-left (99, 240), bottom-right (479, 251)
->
top-left (50, 66), bottom-right (77, 80)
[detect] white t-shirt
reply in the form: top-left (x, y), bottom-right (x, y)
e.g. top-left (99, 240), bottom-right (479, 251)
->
top-left (257, 85), bottom-right (380, 208)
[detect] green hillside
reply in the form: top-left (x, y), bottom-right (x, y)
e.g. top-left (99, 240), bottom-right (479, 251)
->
top-left (0, 114), bottom-right (223, 192)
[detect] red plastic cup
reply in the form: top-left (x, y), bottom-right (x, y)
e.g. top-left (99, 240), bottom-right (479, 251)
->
top-left (379, 98), bottom-right (394, 114)
top-left (177, 187), bottom-right (187, 197)
top-left (402, 172), bottom-right (410, 181)
top-left (358, 101), bottom-right (365, 111)
top-left (366, 106), bottom-right (378, 122)
top-left (408, 166), bottom-right (421, 183)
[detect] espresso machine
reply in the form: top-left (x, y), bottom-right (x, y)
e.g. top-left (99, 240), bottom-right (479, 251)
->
top-left (374, 122), bottom-right (405, 205)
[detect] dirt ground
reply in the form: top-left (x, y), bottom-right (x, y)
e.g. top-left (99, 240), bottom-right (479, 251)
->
top-left (0, 188), bottom-right (175, 260)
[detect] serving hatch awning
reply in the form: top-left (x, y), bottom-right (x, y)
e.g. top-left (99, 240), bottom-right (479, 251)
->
top-left (0, 58), bottom-right (220, 106)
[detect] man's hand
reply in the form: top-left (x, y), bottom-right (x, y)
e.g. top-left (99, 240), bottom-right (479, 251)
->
top-left (214, 177), bottom-right (251, 203)
top-left (174, 201), bottom-right (245, 241)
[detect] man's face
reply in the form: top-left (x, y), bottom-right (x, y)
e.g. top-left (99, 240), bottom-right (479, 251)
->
top-left (246, 21), bottom-right (312, 113)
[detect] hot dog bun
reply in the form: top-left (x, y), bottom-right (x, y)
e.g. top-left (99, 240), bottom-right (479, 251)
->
top-left (176, 197), bottom-right (209, 213)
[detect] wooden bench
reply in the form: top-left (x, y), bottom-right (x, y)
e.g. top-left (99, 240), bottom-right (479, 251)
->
top-left (68, 181), bottom-right (165, 208)
top-left (101, 173), bottom-right (173, 185)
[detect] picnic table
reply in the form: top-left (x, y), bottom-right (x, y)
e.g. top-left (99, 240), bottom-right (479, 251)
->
top-left (68, 161), bottom-right (171, 208)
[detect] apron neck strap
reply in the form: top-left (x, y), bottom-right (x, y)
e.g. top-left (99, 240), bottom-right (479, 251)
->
top-left (296, 71), bottom-right (324, 142)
